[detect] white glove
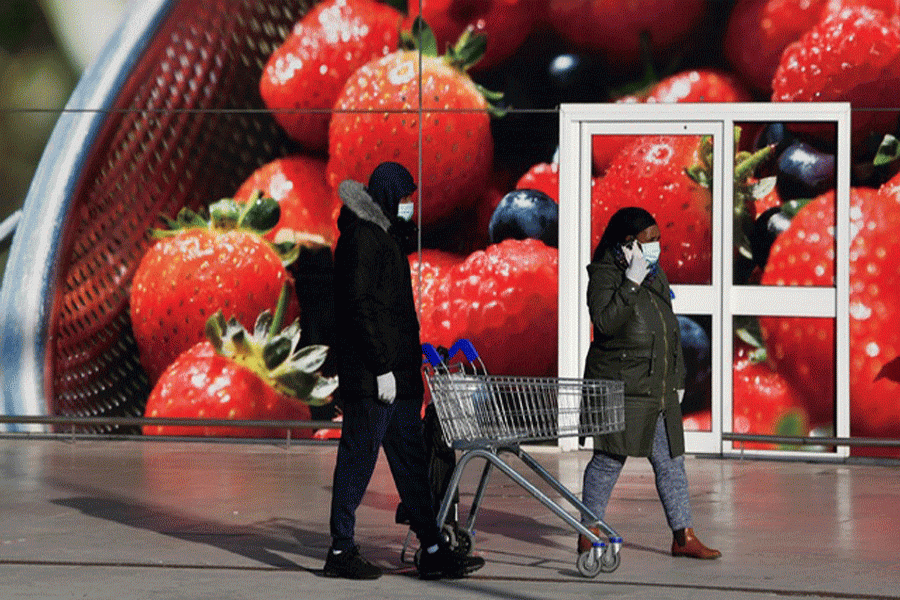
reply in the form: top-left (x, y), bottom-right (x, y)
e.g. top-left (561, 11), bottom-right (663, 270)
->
top-left (376, 372), bottom-right (397, 404)
top-left (625, 242), bottom-right (649, 285)
top-left (677, 389), bottom-right (685, 404)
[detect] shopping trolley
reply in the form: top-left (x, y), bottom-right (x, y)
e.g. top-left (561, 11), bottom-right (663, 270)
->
top-left (411, 339), bottom-right (626, 578)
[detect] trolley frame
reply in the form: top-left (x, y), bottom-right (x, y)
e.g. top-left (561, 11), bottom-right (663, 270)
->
top-left (414, 340), bottom-right (627, 577)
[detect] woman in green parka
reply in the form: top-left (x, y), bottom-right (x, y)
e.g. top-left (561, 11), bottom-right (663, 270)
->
top-left (580, 207), bottom-right (720, 560)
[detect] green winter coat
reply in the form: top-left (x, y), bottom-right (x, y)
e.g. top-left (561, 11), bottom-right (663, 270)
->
top-left (583, 248), bottom-right (686, 458)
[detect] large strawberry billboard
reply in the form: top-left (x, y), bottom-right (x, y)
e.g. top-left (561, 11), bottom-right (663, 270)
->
top-left (1, 0), bottom-right (899, 456)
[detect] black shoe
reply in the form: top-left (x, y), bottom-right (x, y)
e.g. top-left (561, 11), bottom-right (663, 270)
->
top-left (323, 546), bottom-right (383, 580)
top-left (416, 543), bottom-right (485, 580)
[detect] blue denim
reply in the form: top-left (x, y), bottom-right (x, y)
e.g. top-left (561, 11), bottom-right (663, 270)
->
top-left (329, 394), bottom-right (442, 551)
top-left (582, 412), bottom-right (693, 531)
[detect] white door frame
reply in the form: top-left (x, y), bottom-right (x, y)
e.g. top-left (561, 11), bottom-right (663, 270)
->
top-left (558, 103), bottom-right (851, 458)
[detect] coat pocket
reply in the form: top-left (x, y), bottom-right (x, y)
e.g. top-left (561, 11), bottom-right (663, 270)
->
top-left (615, 348), bottom-right (653, 397)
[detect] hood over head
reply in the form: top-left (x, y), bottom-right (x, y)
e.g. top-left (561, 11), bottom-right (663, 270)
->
top-left (365, 161), bottom-right (417, 219)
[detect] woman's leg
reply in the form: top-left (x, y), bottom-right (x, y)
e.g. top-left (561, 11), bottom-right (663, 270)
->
top-left (647, 413), bottom-right (720, 558)
top-left (582, 450), bottom-right (626, 524)
top-left (647, 413), bottom-right (693, 531)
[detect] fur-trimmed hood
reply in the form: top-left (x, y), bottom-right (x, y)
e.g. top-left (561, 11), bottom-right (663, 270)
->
top-left (338, 179), bottom-right (391, 232)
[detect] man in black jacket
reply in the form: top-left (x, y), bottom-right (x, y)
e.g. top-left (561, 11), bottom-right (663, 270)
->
top-left (324, 162), bottom-right (484, 580)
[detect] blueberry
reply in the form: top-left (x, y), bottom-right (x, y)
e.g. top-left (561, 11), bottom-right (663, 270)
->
top-left (488, 189), bottom-right (558, 247)
top-left (750, 206), bottom-right (792, 268)
top-left (776, 141), bottom-right (836, 200)
top-left (546, 53), bottom-right (607, 104)
top-left (678, 315), bottom-right (711, 415)
top-left (754, 122), bottom-right (794, 155)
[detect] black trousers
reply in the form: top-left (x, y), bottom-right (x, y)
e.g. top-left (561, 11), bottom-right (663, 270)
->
top-left (329, 393), bottom-right (441, 551)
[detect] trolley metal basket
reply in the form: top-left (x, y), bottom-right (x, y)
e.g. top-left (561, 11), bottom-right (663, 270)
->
top-left (418, 339), bottom-right (627, 577)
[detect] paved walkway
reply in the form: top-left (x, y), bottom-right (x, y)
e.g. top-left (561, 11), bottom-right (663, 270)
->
top-left (1, 438), bottom-right (899, 600)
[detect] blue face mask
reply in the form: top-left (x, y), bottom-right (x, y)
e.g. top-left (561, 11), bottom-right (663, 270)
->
top-left (397, 202), bottom-right (414, 221)
top-left (641, 241), bottom-right (661, 266)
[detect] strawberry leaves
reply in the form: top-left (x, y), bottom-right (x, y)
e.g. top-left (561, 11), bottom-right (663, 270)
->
top-left (205, 283), bottom-right (337, 407)
top-left (153, 193), bottom-right (300, 266)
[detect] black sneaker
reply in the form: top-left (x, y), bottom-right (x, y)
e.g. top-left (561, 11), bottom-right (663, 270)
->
top-left (416, 543), bottom-right (485, 580)
top-left (323, 546), bottom-right (382, 580)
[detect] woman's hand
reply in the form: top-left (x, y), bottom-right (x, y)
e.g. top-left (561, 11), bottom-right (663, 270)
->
top-left (625, 241), bottom-right (649, 285)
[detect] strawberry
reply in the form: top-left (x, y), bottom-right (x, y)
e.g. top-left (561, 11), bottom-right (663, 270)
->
top-left (545, 0), bottom-right (706, 70)
top-left (758, 192), bottom-right (837, 423)
top-left (823, 0), bottom-right (900, 20)
top-left (515, 162), bottom-right (559, 202)
top-left (724, 0), bottom-right (829, 94)
top-left (771, 6), bottom-right (900, 150)
top-left (418, 238), bottom-right (558, 377)
top-left (409, 248), bottom-right (465, 348)
top-left (683, 409), bottom-right (711, 432)
top-left (591, 135), bottom-right (634, 176)
top-left (641, 69), bottom-right (753, 104)
top-left (259, 0), bottom-right (404, 152)
top-left (233, 155), bottom-right (341, 250)
top-left (592, 71), bottom-right (751, 175)
top-left (848, 177), bottom-right (900, 438)
top-left (732, 340), bottom-right (809, 450)
top-left (757, 186), bottom-right (895, 430)
top-left (327, 21), bottom-right (496, 228)
top-left (130, 197), bottom-right (300, 383)
top-left (590, 135), bottom-right (713, 284)
top-left (760, 193), bottom-right (836, 288)
top-left (402, 0), bottom-right (539, 71)
top-left (144, 293), bottom-right (337, 438)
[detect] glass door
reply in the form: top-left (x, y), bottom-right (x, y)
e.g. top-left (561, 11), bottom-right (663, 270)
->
top-left (559, 111), bottom-right (724, 454)
top-left (559, 103), bottom-right (851, 458)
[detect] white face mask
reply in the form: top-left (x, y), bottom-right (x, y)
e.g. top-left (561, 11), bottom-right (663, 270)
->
top-left (641, 241), bottom-right (661, 266)
top-left (397, 202), bottom-right (414, 221)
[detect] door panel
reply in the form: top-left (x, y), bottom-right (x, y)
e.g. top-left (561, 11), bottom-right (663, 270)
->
top-left (559, 103), bottom-right (850, 457)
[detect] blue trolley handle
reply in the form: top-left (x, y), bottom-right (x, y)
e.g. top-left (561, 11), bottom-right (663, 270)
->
top-left (447, 339), bottom-right (479, 362)
top-left (421, 339), bottom-right (480, 367)
top-left (422, 343), bottom-right (444, 367)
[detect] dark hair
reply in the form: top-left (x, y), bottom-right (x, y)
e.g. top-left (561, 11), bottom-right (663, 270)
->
top-left (366, 161), bottom-right (417, 218)
top-left (594, 206), bottom-right (656, 261)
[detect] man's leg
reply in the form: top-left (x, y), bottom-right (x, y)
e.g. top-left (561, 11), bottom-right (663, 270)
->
top-left (329, 397), bottom-right (393, 549)
top-left (380, 395), bottom-right (442, 548)
top-left (382, 395), bottom-right (484, 579)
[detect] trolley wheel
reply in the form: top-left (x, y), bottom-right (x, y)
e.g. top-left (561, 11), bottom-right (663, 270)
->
top-left (600, 545), bottom-right (621, 573)
top-left (576, 549), bottom-right (603, 578)
top-left (577, 545), bottom-right (621, 577)
top-left (453, 528), bottom-right (473, 556)
top-left (440, 524), bottom-right (457, 547)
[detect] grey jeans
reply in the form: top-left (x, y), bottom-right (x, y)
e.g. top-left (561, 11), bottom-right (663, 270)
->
top-left (582, 412), bottom-right (693, 531)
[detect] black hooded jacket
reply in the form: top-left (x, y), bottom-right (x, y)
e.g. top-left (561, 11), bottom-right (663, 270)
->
top-left (333, 179), bottom-right (423, 399)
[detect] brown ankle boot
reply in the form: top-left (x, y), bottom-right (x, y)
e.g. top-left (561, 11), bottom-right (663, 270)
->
top-left (577, 525), bottom-right (601, 554)
top-left (671, 528), bottom-right (721, 559)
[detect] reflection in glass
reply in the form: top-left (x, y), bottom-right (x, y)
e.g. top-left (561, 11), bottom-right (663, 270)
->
top-left (680, 314), bottom-right (712, 433)
top-left (591, 134), bottom-right (713, 285)
top-left (732, 316), bottom-right (835, 452)
top-left (733, 121), bottom-right (837, 286)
